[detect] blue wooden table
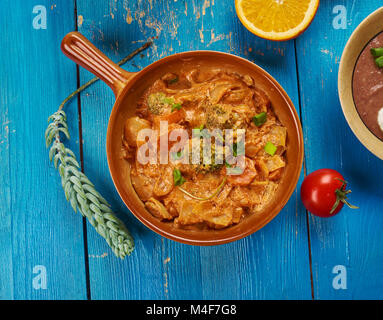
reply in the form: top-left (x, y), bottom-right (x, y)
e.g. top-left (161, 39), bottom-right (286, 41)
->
top-left (1, 0), bottom-right (383, 300)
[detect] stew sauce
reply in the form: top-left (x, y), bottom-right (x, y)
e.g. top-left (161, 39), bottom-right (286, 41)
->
top-left (122, 68), bottom-right (288, 229)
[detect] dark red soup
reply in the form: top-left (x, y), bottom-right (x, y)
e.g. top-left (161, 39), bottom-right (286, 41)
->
top-left (353, 32), bottom-right (383, 141)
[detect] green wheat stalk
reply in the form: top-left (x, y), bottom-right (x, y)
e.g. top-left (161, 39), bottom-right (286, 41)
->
top-left (45, 41), bottom-right (151, 259)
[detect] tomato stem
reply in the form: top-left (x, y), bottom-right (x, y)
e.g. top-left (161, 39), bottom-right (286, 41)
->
top-left (330, 179), bottom-right (359, 214)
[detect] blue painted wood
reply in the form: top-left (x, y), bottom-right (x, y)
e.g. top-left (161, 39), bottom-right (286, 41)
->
top-left (0, 0), bottom-right (87, 299)
top-left (76, 0), bottom-right (311, 299)
top-left (296, 1), bottom-right (383, 299)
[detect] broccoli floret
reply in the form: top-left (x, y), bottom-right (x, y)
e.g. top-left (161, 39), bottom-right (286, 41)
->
top-left (147, 92), bottom-right (167, 115)
top-left (189, 138), bottom-right (224, 173)
top-left (196, 162), bottom-right (223, 173)
top-left (147, 92), bottom-right (182, 115)
top-left (205, 104), bottom-right (234, 129)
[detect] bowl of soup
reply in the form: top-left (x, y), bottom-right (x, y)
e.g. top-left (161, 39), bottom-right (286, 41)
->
top-left (339, 7), bottom-right (383, 160)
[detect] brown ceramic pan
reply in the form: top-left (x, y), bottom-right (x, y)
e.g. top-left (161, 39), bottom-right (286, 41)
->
top-left (61, 31), bottom-right (304, 245)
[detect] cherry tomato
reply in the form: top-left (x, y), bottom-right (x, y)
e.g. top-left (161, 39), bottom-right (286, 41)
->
top-left (300, 169), bottom-right (358, 218)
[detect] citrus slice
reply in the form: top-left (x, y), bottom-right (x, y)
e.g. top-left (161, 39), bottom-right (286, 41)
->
top-left (235, 0), bottom-right (320, 41)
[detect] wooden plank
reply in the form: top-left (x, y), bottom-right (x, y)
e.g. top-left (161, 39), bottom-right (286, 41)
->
top-left (296, 1), bottom-right (383, 299)
top-left (76, 0), bottom-right (177, 299)
top-left (0, 50), bottom-right (12, 299)
top-left (76, 0), bottom-right (312, 299)
top-left (0, 0), bottom-right (87, 299)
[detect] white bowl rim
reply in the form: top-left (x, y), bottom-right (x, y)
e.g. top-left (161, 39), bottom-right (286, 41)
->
top-left (338, 7), bottom-right (383, 160)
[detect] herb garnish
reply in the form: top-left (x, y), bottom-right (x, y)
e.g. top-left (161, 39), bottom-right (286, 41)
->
top-left (265, 142), bottom-right (277, 156)
top-left (178, 177), bottom-right (227, 201)
top-left (173, 168), bottom-right (186, 186)
top-left (232, 142), bottom-right (238, 157)
top-left (171, 150), bottom-right (184, 161)
top-left (370, 47), bottom-right (383, 68)
top-left (171, 102), bottom-right (182, 112)
top-left (252, 112), bottom-right (267, 127)
top-left (167, 75), bottom-right (179, 84)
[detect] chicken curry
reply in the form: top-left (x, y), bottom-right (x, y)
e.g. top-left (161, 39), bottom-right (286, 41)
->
top-left (122, 68), bottom-right (287, 230)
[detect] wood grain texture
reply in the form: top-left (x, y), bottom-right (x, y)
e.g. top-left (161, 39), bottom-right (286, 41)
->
top-left (296, 1), bottom-right (383, 299)
top-left (0, 0), bottom-right (87, 299)
top-left (76, 0), bottom-right (311, 299)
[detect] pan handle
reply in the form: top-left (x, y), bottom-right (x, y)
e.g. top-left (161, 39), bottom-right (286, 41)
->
top-left (61, 31), bottom-right (135, 97)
